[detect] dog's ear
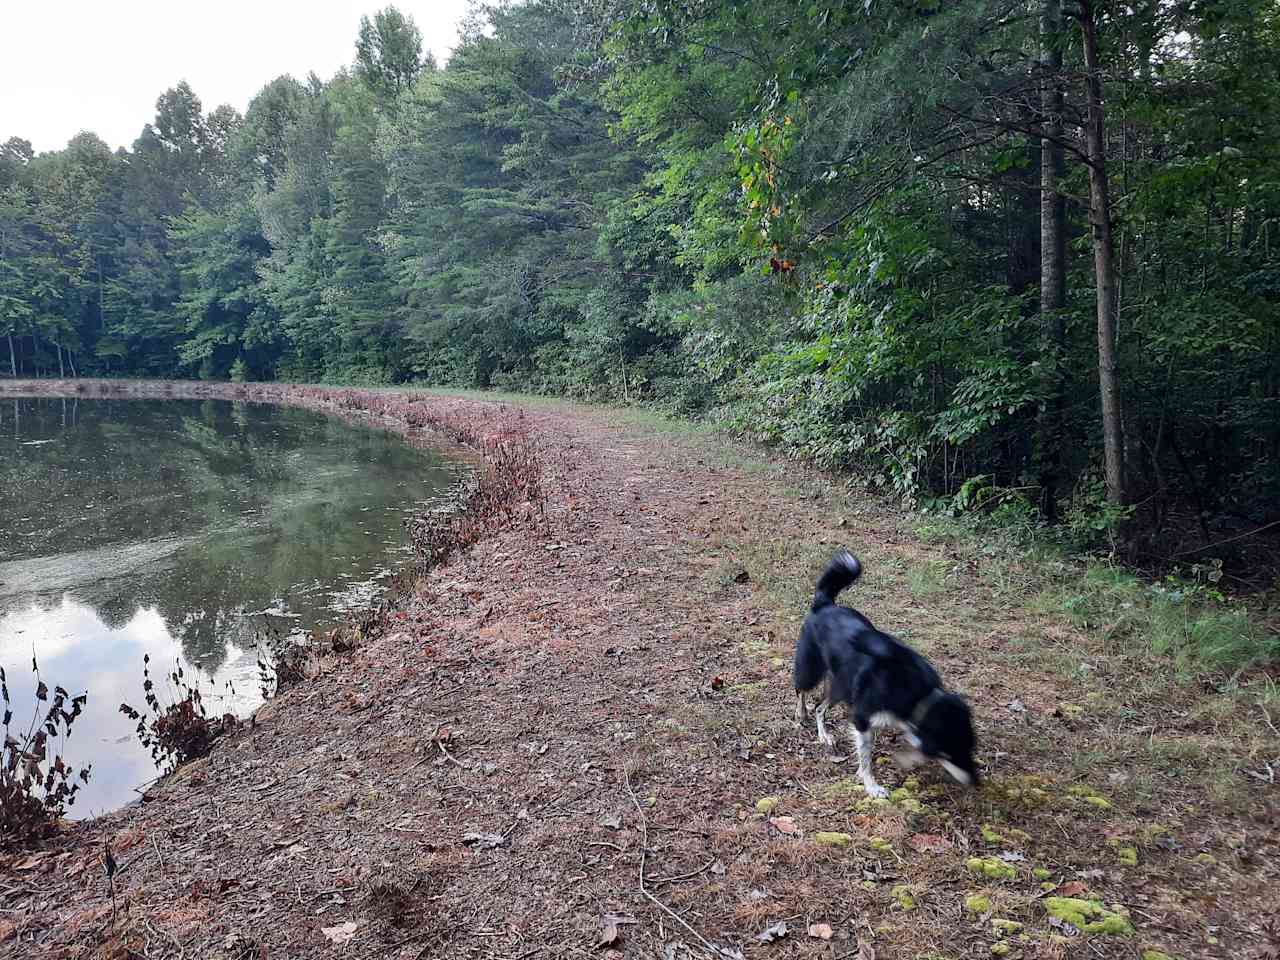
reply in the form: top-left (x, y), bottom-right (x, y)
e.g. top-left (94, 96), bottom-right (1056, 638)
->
top-left (856, 629), bottom-right (896, 660)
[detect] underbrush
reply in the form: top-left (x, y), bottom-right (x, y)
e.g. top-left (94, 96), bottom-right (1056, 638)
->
top-left (119, 656), bottom-right (237, 773)
top-left (915, 512), bottom-right (1279, 672)
top-left (1, 660), bottom-right (92, 848)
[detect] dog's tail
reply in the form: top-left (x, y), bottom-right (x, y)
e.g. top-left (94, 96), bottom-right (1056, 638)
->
top-left (811, 551), bottom-right (862, 611)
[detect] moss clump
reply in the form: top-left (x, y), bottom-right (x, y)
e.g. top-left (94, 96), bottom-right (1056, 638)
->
top-left (868, 836), bottom-right (893, 852)
top-left (755, 796), bottom-right (779, 815)
top-left (1043, 898), bottom-right (1133, 936)
top-left (1141, 951), bottom-right (1174, 960)
top-left (981, 823), bottom-right (1006, 844)
top-left (814, 831), bottom-right (854, 847)
top-left (1040, 881), bottom-right (1056, 892)
top-left (821, 777), bottom-right (864, 800)
top-left (891, 884), bottom-right (917, 910)
top-left (1032, 868), bottom-right (1051, 880)
top-left (993, 775), bottom-right (1053, 809)
top-left (1193, 852), bottom-right (1216, 866)
top-left (965, 894), bottom-right (992, 915)
top-left (991, 919), bottom-right (1023, 935)
top-left (1064, 784), bottom-right (1112, 810)
top-left (1117, 846), bottom-right (1138, 866)
top-left (990, 944), bottom-right (1011, 957)
top-left (967, 856), bottom-right (1017, 880)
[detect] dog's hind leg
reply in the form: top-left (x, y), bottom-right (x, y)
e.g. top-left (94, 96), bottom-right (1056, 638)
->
top-left (850, 721), bottom-right (889, 799)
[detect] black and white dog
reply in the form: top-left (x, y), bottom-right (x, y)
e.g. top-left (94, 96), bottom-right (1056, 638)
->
top-left (794, 551), bottom-right (979, 798)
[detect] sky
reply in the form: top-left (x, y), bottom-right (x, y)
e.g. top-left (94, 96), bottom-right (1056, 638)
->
top-left (0, 0), bottom-right (471, 154)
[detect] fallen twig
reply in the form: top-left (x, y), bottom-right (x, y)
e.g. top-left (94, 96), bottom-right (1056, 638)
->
top-left (623, 769), bottom-right (744, 960)
top-left (649, 858), bottom-right (717, 886)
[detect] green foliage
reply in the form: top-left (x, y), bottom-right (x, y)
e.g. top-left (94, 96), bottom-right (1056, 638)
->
top-left (3, 0), bottom-right (1279, 599)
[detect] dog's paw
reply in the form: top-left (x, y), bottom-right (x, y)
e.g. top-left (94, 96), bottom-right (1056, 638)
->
top-left (862, 780), bottom-right (889, 800)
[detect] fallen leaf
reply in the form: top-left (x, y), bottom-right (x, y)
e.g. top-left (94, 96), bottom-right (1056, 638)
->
top-left (908, 833), bottom-right (953, 853)
top-left (461, 832), bottom-right (505, 849)
top-left (757, 921), bottom-right (789, 943)
top-left (999, 850), bottom-right (1027, 862)
top-left (769, 816), bottom-right (800, 836)
top-left (321, 921), bottom-right (358, 946)
top-left (0, 919), bottom-right (17, 942)
top-left (597, 919), bottom-right (621, 948)
top-left (808, 923), bottom-right (834, 940)
top-left (1056, 880), bottom-right (1089, 897)
top-left (710, 860), bottom-right (726, 875)
top-left (857, 939), bottom-right (877, 960)
top-left (599, 813), bottom-right (623, 830)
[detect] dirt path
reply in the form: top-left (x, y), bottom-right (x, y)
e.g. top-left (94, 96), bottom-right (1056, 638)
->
top-left (2, 388), bottom-right (1275, 960)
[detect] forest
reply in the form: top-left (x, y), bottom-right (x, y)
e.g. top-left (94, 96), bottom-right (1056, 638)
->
top-left (2, 0), bottom-right (1277, 573)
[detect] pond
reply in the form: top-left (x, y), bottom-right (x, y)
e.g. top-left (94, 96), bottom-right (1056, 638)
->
top-left (0, 395), bottom-right (460, 817)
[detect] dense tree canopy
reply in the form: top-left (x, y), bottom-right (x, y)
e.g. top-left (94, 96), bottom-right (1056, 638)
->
top-left (3, 0), bottom-right (1277, 570)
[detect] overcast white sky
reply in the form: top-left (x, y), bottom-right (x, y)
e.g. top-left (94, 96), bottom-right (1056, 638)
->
top-left (0, 1), bottom-right (471, 154)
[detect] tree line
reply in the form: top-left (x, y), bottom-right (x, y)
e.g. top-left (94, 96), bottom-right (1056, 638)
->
top-left (2, 1), bottom-right (1277, 569)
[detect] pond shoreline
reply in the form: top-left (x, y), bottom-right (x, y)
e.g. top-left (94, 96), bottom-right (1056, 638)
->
top-left (0, 379), bottom-right (539, 814)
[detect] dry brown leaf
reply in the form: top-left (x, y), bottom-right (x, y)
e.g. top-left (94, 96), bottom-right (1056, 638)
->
top-left (597, 918), bottom-right (621, 948)
top-left (808, 923), bottom-right (834, 940)
top-left (1056, 881), bottom-right (1089, 897)
top-left (769, 816), bottom-right (800, 836)
top-left (321, 921), bottom-right (358, 946)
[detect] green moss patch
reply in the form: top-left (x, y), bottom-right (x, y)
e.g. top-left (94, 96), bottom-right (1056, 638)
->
top-left (965, 894), bottom-right (992, 915)
top-left (967, 856), bottom-right (1017, 881)
top-left (814, 831), bottom-right (854, 847)
top-left (755, 796), bottom-right (779, 815)
top-left (1042, 898), bottom-right (1133, 936)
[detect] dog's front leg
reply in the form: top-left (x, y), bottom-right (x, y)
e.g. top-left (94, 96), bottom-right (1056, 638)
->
top-left (813, 697), bottom-right (837, 749)
top-left (850, 722), bottom-right (889, 799)
top-left (794, 690), bottom-right (810, 726)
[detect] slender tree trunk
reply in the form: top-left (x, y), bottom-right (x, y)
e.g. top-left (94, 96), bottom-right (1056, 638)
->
top-left (56, 340), bottom-right (65, 378)
top-left (68, 349), bottom-right (78, 378)
top-left (1080, 0), bottom-right (1126, 509)
top-left (6, 332), bottom-right (15, 378)
top-left (1038, 0), bottom-right (1068, 522)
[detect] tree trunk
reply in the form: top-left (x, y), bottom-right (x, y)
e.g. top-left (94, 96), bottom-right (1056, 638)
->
top-left (6, 332), bottom-right (15, 378)
top-left (68, 349), bottom-right (78, 378)
top-left (56, 340), bottom-right (65, 378)
top-left (1080, 0), bottom-right (1126, 509)
top-left (1038, 0), bottom-right (1068, 522)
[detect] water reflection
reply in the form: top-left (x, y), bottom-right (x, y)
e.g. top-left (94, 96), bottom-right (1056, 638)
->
top-left (0, 396), bottom-right (459, 815)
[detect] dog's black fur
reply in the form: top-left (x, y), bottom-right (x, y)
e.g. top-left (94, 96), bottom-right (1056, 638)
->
top-left (794, 551), bottom-right (979, 796)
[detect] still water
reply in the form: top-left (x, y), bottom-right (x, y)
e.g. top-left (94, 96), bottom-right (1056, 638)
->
top-left (0, 396), bottom-right (459, 816)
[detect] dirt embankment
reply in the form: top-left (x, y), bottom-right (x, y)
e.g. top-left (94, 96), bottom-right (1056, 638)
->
top-left (1, 381), bottom-right (1276, 960)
